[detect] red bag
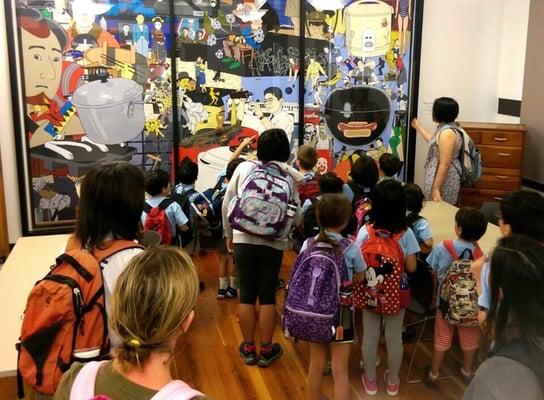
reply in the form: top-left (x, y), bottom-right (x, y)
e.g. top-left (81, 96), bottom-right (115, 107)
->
top-left (143, 199), bottom-right (173, 245)
top-left (355, 225), bottom-right (405, 315)
top-left (16, 236), bottom-right (143, 396)
top-left (298, 175), bottom-right (320, 205)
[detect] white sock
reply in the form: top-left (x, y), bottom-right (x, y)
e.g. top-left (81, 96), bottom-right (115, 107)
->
top-left (219, 277), bottom-right (228, 290)
top-left (230, 276), bottom-right (238, 289)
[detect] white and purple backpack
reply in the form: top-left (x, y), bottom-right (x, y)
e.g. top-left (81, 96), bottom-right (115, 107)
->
top-left (70, 361), bottom-right (204, 400)
top-left (282, 239), bottom-right (350, 343)
top-left (228, 161), bottom-right (295, 240)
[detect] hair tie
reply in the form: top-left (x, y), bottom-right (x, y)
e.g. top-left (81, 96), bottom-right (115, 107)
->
top-left (128, 339), bottom-right (141, 348)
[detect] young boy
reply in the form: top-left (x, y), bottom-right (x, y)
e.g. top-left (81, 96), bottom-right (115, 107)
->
top-left (425, 207), bottom-right (487, 386)
top-left (474, 191), bottom-right (544, 325)
top-left (174, 158), bottom-right (199, 201)
top-left (296, 144), bottom-right (319, 205)
top-left (378, 153), bottom-right (403, 182)
top-left (142, 170), bottom-right (189, 243)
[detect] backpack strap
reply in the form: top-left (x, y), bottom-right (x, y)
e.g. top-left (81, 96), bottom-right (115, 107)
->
top-left (473, 244), bottom-right (484, 260)
top-left (406, 213), bottom-right (422, 229)
top-left (443, 240), bottom-right (459, 261)
top-left (143, 201), bottom-right (152, 214)
top-left (69, 360), bottom-right (107, 400)
top-left (151, 381), bottom-right (204, 400)
top-left (158, 198), bottom-right (174, 210)
top-left (92, 240), bottom-right (144, 263)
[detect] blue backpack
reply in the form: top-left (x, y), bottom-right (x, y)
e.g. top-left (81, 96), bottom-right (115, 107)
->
top-left (282, 239), bottom-right (350, 343)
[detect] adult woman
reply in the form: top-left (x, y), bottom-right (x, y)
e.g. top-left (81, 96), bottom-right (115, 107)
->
top-left (223, 129), bottom-right (300, 367)
top-left (54, 247), bottom-right (208, 399)
top-left (411, 97), bottom-right (462, 204)
top-left (463, 235), bottom-right (544, 399)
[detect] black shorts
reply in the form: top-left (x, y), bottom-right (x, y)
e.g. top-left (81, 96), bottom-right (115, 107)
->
top-left (233, 243), bottom-right (283, 305)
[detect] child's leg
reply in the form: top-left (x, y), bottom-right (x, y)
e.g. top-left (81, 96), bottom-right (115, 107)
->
top-left (218, 254), bottom-right (228, 289)
top-left (362, 309), bottom-right (382, 381)
top-left (308, 343), bottom-right (328, 400)
top-left (383, 309), bottom-right (406, 384)
top-left (431, 310), bottom-right (454, 377)
top-left (229, 254), bottom-right (238, 289)
top-left (459, 326), bottom-right (480, 374)
top-left (461, 349), bottom-right (476, 375)
top-left (330, 343), bottom-right (351, 400)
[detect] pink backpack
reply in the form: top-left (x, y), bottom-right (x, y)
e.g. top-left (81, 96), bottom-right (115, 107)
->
top-left (70, 361), bottom-right (204, 400)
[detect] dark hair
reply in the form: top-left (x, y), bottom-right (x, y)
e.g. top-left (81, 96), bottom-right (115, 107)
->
top-left (371, 180), bottom-right (406, 234)
top-left (500, 190), bottom-right (544, 241)
top-left (264, 86), bottom-right (283, 100)
top-left (404, 183), bottom-right (425, 214)
top-left (379, 153), bottom-right (403, 177)
top-left (315, 194), bottom-right (352, 251)
top-left (432, 97), bottom-right (459, 123)
top-left (226, 158), bottom-right (245, 181)
top-left (350, 155), bottom-right (379, 188)
top-left (257, 129), bottom-right (291, 163)
top-left (145, 170), bottom-right (170, 196)
top-left (76, 163), bottom-right (145, 249)
top-left (455, 207), bottom-right (487, 242)
top-left (297, 144), bottom-right (318, 170)
top-left (318, 172), bottom-right (344, 194)
top-left (486, 235), bottom-right (544, 361)
top-left (20, 8), bottom-right (68, 50)
top-left (176, 158), bottom-right (199, 185)
top-left (42, 183), bottom-right (57, 192)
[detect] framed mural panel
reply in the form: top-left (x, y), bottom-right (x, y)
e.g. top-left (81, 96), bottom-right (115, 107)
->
top-left (5, 0), bottom-right (422, 235)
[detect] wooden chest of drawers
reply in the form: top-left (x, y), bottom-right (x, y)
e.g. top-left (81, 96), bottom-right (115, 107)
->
top-left (458, 122), bottom-right (526, 209)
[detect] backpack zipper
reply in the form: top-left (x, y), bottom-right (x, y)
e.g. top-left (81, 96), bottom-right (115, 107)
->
top-left (285, 305), bottom-right (335, 319)
top-left (42, 274), bottom-right (84, 325)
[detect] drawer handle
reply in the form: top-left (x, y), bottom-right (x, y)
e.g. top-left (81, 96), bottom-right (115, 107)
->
top-left (496, 175), bottom-right (509, 180)
top-left (494, 197), bottom-right (504, 201)
top-left (493, 137), bottom-right (508, 142)
top-left (498, 152), bottom-right (512, 157)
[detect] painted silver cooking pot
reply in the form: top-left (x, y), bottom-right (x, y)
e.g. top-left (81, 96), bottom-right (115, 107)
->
top-left (322, 85), bottom-right (392, 146)
top-left (72, 77), bottom-right (144, 144)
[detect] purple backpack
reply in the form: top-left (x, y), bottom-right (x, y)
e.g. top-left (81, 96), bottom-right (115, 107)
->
top-left (282, 239), bottom-right (350, 343)
top-left (228, 161), bottom-right (294, 239)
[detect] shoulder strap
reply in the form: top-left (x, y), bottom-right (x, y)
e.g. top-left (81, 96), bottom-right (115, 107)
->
top-left (69, 360), bottom-right (107, 400)
top-left (406, 212), bottom-right (422, 228)
top-left (150, 380), bottom-right (204, 400)
top-left (92, 240), bottom-right (144, 263)
top-left (473, 244), bottom-right (484, 260)
top-left (158, 198), bottom-right (174, 210)
top-left (144, 202), bottom-right (152, 214)
top-left (443, 240), bottom-right (459, 261)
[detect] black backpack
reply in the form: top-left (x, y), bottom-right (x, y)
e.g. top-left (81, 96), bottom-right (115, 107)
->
top-left (302, 199), bottom-right (320, 240)
top-left (406, 212), bottom-right (434, 311)
top-left (169, 186), bottom-right (197, 247)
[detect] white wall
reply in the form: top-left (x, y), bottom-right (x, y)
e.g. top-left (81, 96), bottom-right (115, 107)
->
top-left (413, 0), bottom-right (530, 188)
top-left (0, 3), bottom-right (22, 243)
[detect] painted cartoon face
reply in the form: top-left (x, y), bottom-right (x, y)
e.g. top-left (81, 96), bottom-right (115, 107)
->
top-left (323, 87), bottom-right (392, 146)
top-left (122, 24), bottom-right (130, 34)
top-left (308, 21), bottom-right (325, 38)
top-left (21, 28), bottom-right (63, 99)
top-left (362, 29), bottom-right (376, 52)
top-left (264, 93), bottom-right (281, 113)
top-left (136, 14), bottom-right (145, 24)
top-left (72, 4), bottom-right (96, 28)
top-left (316, 157), bottom-right (328, 173)
top-left (154, 21), bottom-right (162, 30)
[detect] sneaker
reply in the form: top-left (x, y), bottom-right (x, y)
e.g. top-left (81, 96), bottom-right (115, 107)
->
top-left (423, 365), bottom-right (438, 389)
top-left (384, 370), bottom-right (399, 396)
top-left (225, 286), bottom-right (238, 298)
top-left (239, 342), bottom-right (258, 365)
top-left (460, 367), bottom-right (473, 385)
top-left (258, 343), bottom-right (283, 367)
top-left (217, 288), bottom-right (227, 299)
top-left (276, 278), bottom-right (286, 290)
top-left (361, 371), bottom-right (378, 396)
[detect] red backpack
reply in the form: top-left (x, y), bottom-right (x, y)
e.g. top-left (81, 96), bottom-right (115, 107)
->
top-left (354, 225), bottom-right (405, 314)
top-left (16, 236), bottom-right (143, 396)
top-left (144, 199), bottom-right (173, 245)
top-left (298, 174), bottom-right (320, 205)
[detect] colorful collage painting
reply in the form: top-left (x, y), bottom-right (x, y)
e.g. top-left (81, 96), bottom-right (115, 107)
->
top-left (5, 0), bottom-right (420, 234)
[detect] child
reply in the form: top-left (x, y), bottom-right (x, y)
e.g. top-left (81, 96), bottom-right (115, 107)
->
top-left (378, 153), bottom-right (403, 182)
top-left (75, 163), bottom-right (146, 348)
top-left (296, 144), bottom-right (319, 204)
top-left (300, 171), bottom-right (344, 215)
top-left (298, 194), bottom-right (365, 400)
top-left (217, 158), bottom-right (245, 299)
top-left (356, 179), bottom-right (420, 396)
top-left (142, 170), bottom-right (189, 244)
top-left (174, 158), bottom-right (199, 201)
top-left (54, 247), bottom-right (208, 399)
top-left (425, 207), bottom-right (488, 386)
top-left (223, 129), bottom-right (300, 367)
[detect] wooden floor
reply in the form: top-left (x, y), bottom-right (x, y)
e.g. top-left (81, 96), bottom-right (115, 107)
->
top-left (173, 251), bottom-right (469, 400)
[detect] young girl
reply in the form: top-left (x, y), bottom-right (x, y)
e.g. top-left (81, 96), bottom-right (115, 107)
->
top-left (222, 129), bottom-right (301, 367)
top-left (74, 162), bottom-right (146, 348)
top-left (299, 194), bottom-right (365, 400)
top-left (53, 246), bottom-right (208, 399)
top-left (356, 180), bottom-right (419, 396)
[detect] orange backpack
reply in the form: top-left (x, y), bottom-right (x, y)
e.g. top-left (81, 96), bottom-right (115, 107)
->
top-left (16, 236), bottom-right (143, 396)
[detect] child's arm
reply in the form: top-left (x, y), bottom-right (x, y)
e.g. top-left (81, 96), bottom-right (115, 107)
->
top-left (405, 253), bottom-right (417, 273)
top-left (230, 136), bottom-right (255, 161)
top-left (177, 224), bottom-right (189, 232)
top-left (420, 240), bottom-right (433, 254)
